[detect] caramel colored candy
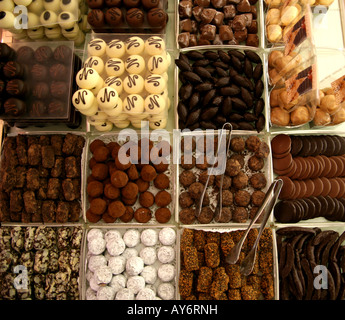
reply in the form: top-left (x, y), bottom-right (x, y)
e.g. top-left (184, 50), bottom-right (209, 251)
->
top-left (271, 107), bottom-right (290, 126)
top-left (267, 24), bottom-right (282, 43)
top-left (290, 106), bottom-right (311, 126)
top-left (314, 108), bottom-right (331, 126)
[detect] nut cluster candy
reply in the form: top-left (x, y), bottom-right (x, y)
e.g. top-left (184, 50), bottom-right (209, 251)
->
top-left (178, 0), bottom-right (260, 48)
top-left (176, 49), bottom-right (265, 132)
top-left (73, 36), bottom-right (170, 131)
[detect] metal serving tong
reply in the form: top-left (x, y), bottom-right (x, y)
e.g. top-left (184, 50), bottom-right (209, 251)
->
top-left (225, 178), bottom-right (283, 276)
top-left (196, 122), bottom-right (233, 220)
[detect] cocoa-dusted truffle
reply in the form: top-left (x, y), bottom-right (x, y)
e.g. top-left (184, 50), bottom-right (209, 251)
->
top-left (225, 159), bottom-right (241, 176)
top-left (154, 173), bottom-right (169, 190)
top-left (90, 198), bottom-right (107, 215)
top-left (87, 180), bottom-right (104, 198)
top-left (197, 207), bottom-right (214, 224)
top-left (127, 164), bottom-right (139, 181)
top-left (90, 139), bottom-right (105, 153)
top-left (245, 136), bottom-right (261, 152)
top-left (199, 171), bottom-right (214, 186)
top-left (119, 206), bottom-right (134, 222)
top-left (215, 175), bottom-right (231, 189)
top-left (214, 207), bottom-right (232, 223)
top-left (86, 208), bottom-right (102, 223)
top-left (134, 207), bottom-right (152, 223)
top-left (139, 191), bottom-right (155, 208)
top-left (155, 190), bottom-right (172, 207)
top-left (141, 165), bottom-right (157, 182)
top-left (250, 173), bottom-right (267, 190)
top-left (251, 190), bottom-right (265, 207)
top-left (179, 191), bottom-right (194, 209)
top-left (255, 142), bottom-right (270, 159)
top-left (232, 171), bottom-right (248, 190)
top-left (93, 146), bottom-right (110, 162)
top-left (108, 200), bottom-right (126, 218)
top-left (110, 170), bottom-right (128, 188)
top-left (179, 170), bottom-right (196, 188)
top-left (234, 190), bottom-right (251, 207)
top-left (232, 207), bottom-right (248, 223)
top-left (155, 207), bottom-right (171, 223)
top-left (220, 190), bottom-right (233, 206)
top-left (104, 183), bottom-right (120, 200)
top-left (179, 207), bottom-right (196, 224)
top-left (181, 155), bottom-right (196, 170)
top-left (135, 178), bottom-right (149, 193)
top-left (153, 161), bottom-right (169, 173)
top-left (248, 155), bottom-right (264, 171)
top-left (121, 182), bottom-right (139, 199)
top-left (92, 163), bottom-right (109, 181)
top-left (188, 182), bottom-right (204, 200)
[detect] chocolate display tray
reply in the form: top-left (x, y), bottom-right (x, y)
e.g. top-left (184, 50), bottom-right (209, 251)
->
top-left (86, 0), bottom-right (168, 32)
top-left (81, 225), bottom-right (178, 300)
top-left (174, 45), bottom-right (269, 133)
top-left (84, 132), bottom-right (176, 225)
top-left (0, 41), bottom-right (75, 123)
top-left (175, 0), bottom-right (265, 50)
top-left (175, 130), bottom-right (273, 226)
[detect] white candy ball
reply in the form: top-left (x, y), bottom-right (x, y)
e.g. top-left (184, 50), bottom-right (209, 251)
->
top-left (88, 38), bottom-right (107, 57)
top-left (95, 121), bottom-right (114, 132)
top-left (106, 39), bottom-right (126, 58)
top-left (125, 36), bottom-right (145, 55)
top-left (147, 55), bottom-right (169, 74)
top-left (125, 55), bottom-right (146, 74)
top-left (144, 36), bottom-right (166, 56)
top-left (84, 56), bottom-right (105, 75)
top-left (104, 76), bottom-right (123, 95)
top-left (103, 98), bottom-right (123, 117)
top-left (105, 58), bottom-right (125, 77)
top-left (123, 94), bottom-right (144, 116)
top-left (144, 94), bottom-right (166, 115)
top-left (76, 67), bottom-right (101, 90)
top-left (144, 74), bottom-right (166, 94)
top-left (123, 74), bottom-right (144, 94)
top-left (97, 86), bottom-right (119, 110)
top-left (72, 88), bottom-right (95, 111)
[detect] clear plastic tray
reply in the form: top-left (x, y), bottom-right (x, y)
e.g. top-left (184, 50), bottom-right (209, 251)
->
top-left (84, 132), bottom-right (176, 225)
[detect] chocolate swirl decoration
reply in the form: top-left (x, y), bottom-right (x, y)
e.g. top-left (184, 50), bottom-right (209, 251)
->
top-left (125, 95), bottom-right (138, 111)
top-left (147, 94), bottom-right (161, 110)
top-left (147, 37), bottom-right (163, 49)
top-left (126, 74), bottom-right (139, 88)
top-left (105, 77), bottom-right (121, 87)
top-left (99, 87), bottom-right (117, 103)
top-left (89, 39), bottom-right (104, 51)
top-left (126, 57), bottom-right (140, 69)
top-left (78, 67), bottom-right (95, 81)
top-left (84, 57), bottom-right (100, 69)
top-left (125, 38), bottom-right (140, 50)
top-left (150, 56), bottom-right (163, 72)
top-left (108, 39), bottom-right (124, 49)
top-left (3, 61), bottom-right (17, 77)
top-left (147, 75), bottom-right (161, 87)
top-left (107, 59), bottom-right (121, 71)
top-left (74, 89), bottom-right (88, 105)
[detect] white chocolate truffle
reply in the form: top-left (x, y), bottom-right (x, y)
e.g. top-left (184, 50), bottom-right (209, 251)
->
top-left (104, 76), bottom-right (123, 95)
top-left (27, 27), bottom-right (45, 40)
top-left (106, 39), bottom-right (126, 58)
top-left (88, 38), bottom-right (107, 57)
top-left (121, 247), bottom-right (138, 260)
top-left (105, 230), bottom-right (122, 242)
top-left (159, 228), bottom-right (176, 246)
top-left (72, 89), bottom-right (95, 111)
top-left (58, 11), bottom-right (76, 29)
top-left (97, 286), bottom-right (116, 300)
top-left (89, 111), bottom-right (107, 122)
top-left (139, 247), bottom-right (157, 265)
top-left (40, 10), bottom-right (57, 26)
top-left (125, 36), bottom-right (145, 55)
top-left (28, 0), bottom-right (44, 14)
top-left (126, 256), bottom-right (144, 276)
top-left (123, 94), bottom-right (144, 116)
top-left (105, 58), bottom-right (125, 77)
top-left (140, 229), bottom-right (158, 247)
top-left (104, 98), bottom-right (123, 117)
top-left (144, 94), bottom-right (166, 115)
top-left (157, 264), bottom-right (175, 282)
top-left (60, 0), bottom-right (78, 12)
top-left (43, 0), bottom-right (59, 10)
top-left (84, 56), bottom-right (105, 75)
top-left (108, 256), bottom-right (126, 275)
top-left (125, 55), bottom-right (146, 74)
top-left (113, 119), bottom-right (130, 129)
top-left (144, 74), bottom-right (166, 94)
top-left (0, 0), bottom-right (14, 11)
top-left (90, 77), bottom-right (104, 95)
top-left (45, 26), bottom-right (62, 39)
top-left (123, 74), bottom-right (145, 94)
top-left (88, 254), bottom-right (107, 273)
top-left (136, 288), bottom-right (156, 300)
top-left (0, 11), bottom-right (15, 29)
top-left (86, 287), bottom-right (97, 300)
top-left (89, 275), bottom-right (101, 291)
top-left (106, 237), bottom-right (126, 256)
top-left (95, 121), bottom-right (114, 132)
top-left (127, 276), bottom-right (145, 294)
top-left (157, 283), bottom-right (175, 300)
top-left (76, 67), bottom-right (101, 90)
top-left (140, 265), bottom-right (157, 284)
top-left (123, 229), bottom-right (141, 248)
top-left (149, 118), bottom-right (167, 130)
top-left (157, 246), bottom-right (175, 263)
top-left (94, 265), bottom-right (113, 285)
top-left (27, 12), bottom-right (40, 28)
top-left (144, 36), bottom-right (166, 56)
top-left (116, 288), bottom-right (135, 300)
top-left (97, 86), bottom-right (119, 110)
top-left (110, 274), bottom-right (126, 293)
top-left (80, 102), bottom-right (98, 116)
top-left (62, 23), bottom-right (80, 39)
top-left (88, 237), bottom-right (106, 255)
top-left (147, 55), bottom-right (168, 74)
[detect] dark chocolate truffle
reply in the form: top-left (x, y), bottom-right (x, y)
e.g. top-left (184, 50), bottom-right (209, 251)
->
top-left (126, 8), bottom-right (144, 27)
top-left (48, 99), bottom-right (65, 116)
top-left (123, 0), bottom-right (140, 8)
top-left (4, 97), bottom-right (26, 116)
top-left (147, 8), bottom-right (167, 28)
top-left (53, 44), bottom-right (72, 63)
top-left (49, 63), bottom-right (68, 80)
top-left (33, 82), bottom-right (50, 99)
top-left (16, 46), bottom-right (35, 64)
top-left (87, 0), bottom-right (104, 9)
top-left (30, 100), bottom-right (47, 117)
top-left (50, 81), bottom-right (68, 99)
top-left (6, 79), bottom-right (29, 96)
top-left (142, 0), bottom-right (159, 10)
top-left (3, 61), bottom-right (26, 79)
top-left (0, 43), bottom-right (16, 60)
top-left (87, 9), bottom-right (105, 28)
top-left (31, 63), bottom-right (48, 81)
top-left (34, 46), bottom-right (53, 64)
top-left (105, 7), bottom-right (123, 26)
